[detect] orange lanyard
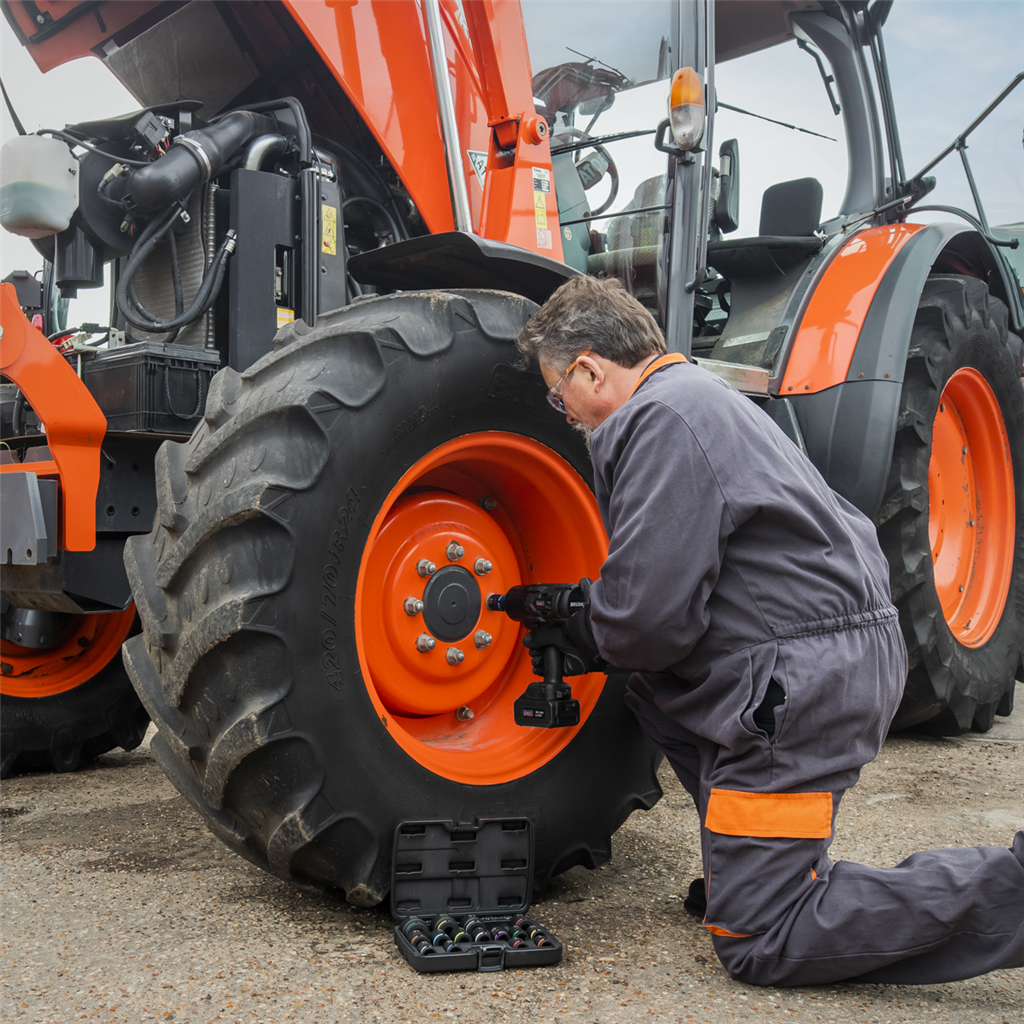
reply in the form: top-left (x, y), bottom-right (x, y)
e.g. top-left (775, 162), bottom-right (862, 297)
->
top-left (629, 352), bottom-right (688, 399)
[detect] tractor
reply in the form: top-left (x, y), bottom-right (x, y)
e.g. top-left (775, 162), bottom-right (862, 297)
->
top-left (1, 0), bottom-right (1021, 906)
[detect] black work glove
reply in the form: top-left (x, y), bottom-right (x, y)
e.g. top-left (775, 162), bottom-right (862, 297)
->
top-left (523, 579), bottom-right (607, 677)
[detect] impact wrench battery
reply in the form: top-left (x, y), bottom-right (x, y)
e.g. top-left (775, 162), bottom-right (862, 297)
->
top-left (487, 584), bottom-right (585, 729)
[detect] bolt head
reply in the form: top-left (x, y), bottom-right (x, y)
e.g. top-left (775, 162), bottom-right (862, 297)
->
top-left (478, 496), bottom-right (497, 511)
top-left (446, 542), bottom-right (465, 561)
top-left (456, 706), bottom-right (475, 722)
top-left (405, 597), bottom-right (424, 616)
top-left (416, 633), bottom-right (436, 652)
top-left (446, 647), bottom-right (465, 665)
top-left (474, 558), bottom-right (493, 576)
top-left (417, 559), bottom-right (437, 577)
top-left (474, 630), bottom-right (493, 649)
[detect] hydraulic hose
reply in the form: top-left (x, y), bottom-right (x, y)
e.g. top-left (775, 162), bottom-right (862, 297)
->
top-left (116, 201), bottom-right (237, 333)
top-left (118, 230), bottom-right (236, 333)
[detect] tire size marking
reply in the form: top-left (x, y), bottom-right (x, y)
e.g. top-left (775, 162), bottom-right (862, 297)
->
top-left (383, 404), bottom-right (440, 457)
top-left (321, 486), bottom-right (363, 690)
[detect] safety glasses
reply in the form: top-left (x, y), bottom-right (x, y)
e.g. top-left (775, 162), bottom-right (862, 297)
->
top-left (546, 349), bottom-right (591, 413)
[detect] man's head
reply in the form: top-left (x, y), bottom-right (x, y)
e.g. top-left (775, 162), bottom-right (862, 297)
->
top-left (517, 276), bottom-right (667, 431)
top-left (517, 275), bottom-right (666, 371)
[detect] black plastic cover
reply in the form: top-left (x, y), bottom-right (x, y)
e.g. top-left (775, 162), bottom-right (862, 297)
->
top-left (349, 232), bottom-right (579, 305)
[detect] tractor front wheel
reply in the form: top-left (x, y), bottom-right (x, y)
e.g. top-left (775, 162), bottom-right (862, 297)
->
top-left (123, 290), bottom-right (662, 905)
top-left (878, 275), bottom-right (1024, 733)
top-left (1, 606), bottom-right (147, 776)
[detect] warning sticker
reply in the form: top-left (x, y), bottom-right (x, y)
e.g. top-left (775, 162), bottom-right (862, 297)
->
top-left (467, 150), bottom-right (488, 188)
top-left (534, 191), bottom-right (548, 230)
top-left (536, 229), bottom-right (552, 250)
top-left (277, 307), bottom-right (295, 330)
top-left (532, 167), bottom-right (551, 193)
top-left (321, 204), bottom-right (337, 255)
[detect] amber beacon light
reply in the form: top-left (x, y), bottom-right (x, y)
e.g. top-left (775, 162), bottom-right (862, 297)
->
top-left (669, 67), bottom-right (706, 150)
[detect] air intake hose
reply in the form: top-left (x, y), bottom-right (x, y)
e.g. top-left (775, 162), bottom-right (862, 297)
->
top-left (125, 111), bottom-right (279, 212)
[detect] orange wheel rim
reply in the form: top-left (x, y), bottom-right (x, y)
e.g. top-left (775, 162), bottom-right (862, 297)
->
top-left (355, 432), bottom-right (607, 785)
top-left (928, 368), bottom-right (1014, 647)
top-left (0, 605), bottom-right (136, 698)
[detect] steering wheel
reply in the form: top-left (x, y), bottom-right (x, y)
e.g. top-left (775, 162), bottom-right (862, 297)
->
top-left (560, 128), bottom-right (620, 217)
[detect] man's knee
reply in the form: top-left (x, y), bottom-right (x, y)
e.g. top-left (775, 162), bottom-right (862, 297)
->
top-left (711, 935), bottom-right (781, 987)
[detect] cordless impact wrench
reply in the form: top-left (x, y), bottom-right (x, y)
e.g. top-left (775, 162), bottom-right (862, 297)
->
top-left (486, 583), bottom-right (587, 728)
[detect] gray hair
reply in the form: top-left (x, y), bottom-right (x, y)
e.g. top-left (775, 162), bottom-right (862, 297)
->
top-left (517, 276), bottom-right (666, 370)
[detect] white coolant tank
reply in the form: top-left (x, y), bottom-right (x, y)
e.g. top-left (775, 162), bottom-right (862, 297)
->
top-left (0, 135), bottom-right (80, 238)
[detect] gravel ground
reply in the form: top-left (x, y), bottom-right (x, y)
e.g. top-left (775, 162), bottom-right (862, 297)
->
top-left (2, 684), bottom-right (1021, 1024)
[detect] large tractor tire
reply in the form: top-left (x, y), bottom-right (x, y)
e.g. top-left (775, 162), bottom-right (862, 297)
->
top-left (877, 275), bottom-right (1024, 733)
top-left (122, 290), bottom-right (662, 906)
top-left (1, 607), bottom-right (148, 776)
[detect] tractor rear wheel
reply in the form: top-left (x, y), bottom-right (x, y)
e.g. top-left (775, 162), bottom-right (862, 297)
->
top-left (1, 606), bottom-right (147, 776)
top-left (122, 290), bottom-right (662, 905)
top-left (878, 275), bottom-right (1024, 733)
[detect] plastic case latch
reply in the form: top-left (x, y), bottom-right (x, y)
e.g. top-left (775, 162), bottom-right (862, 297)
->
top-left (477, 945), bottom-right (506, 972)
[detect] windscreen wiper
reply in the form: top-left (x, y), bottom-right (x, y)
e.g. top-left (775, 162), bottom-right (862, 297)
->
top-left (716, 101), bottom-right (837, 142)
top-left (797, 38), bottom-right (842, 115)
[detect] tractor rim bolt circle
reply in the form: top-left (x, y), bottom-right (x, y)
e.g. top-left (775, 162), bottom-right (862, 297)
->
top-left (446, 542), bottom-right (465, 561)
top-left (405, 597), bottom-right (425, 616)
top-left (474, 558), bottom-right (493, 576)
top-left (456, 706), bottom-right (474, 721)
top-left (446, 647), bottom-right (465, 665)
top-left (416, 633), bottom-right (436, 652)
top-left (417, 559), bottom-right (437, 577)
top-left (474, 630), bottom-right (492, 649)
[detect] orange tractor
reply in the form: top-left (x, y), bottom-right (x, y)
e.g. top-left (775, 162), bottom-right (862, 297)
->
top-left (1, 0), bottom-right (1021, 905)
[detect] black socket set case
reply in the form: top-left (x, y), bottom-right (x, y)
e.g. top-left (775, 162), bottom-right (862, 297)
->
top-left (391, 818), bottom-right (562, 973)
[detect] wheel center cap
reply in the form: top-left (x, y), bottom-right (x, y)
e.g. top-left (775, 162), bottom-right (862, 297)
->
top-left (422, 565), bottom-right (481, 642)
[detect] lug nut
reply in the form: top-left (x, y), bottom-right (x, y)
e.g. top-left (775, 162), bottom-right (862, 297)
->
top-left (446, 542), bottom-right (465, 561)
top-left (456, 706), bottom-right (474, 722)
top-left (416, 634), bottom-right (436, 652)
top-left (417, 559), bottom-right (437, 577)
top-left (474, 558), bottom-right (493, 576)
top-left (446, 648), bottom-right (465, 665)
top-left (478, 496), bottom-right (497, 511)
top-left (474, 630), bottom-right (492, 649)
top-left (405, 597), bottom-right (425, 616)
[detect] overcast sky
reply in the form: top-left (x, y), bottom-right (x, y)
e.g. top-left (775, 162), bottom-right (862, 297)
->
top-left (1, 0), bottom-right (1021, 319)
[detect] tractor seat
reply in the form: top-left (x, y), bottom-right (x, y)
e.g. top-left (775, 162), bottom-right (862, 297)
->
top-left (706, 177), bottom-right (824, 278)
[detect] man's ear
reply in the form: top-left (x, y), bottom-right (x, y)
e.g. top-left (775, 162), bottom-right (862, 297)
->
top-left (576, 354), bottom-right (603, 386)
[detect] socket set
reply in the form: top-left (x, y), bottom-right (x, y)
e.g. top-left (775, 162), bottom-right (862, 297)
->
top-left (391, 818), bottom-right (562, 973)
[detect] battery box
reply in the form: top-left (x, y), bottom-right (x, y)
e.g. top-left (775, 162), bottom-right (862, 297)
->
top-left (76, 341), bottom-right (221, 434)
top-left (391, 818), bottom-right (562, 973)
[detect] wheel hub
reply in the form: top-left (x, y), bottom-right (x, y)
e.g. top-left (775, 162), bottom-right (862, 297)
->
top-left (354, 433), bottom-right (609, 785)
top-left (422, 566), bottom-right (481, 642)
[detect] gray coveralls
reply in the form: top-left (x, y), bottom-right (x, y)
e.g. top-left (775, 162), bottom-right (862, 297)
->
top-left (587, 358), bottom-right (1024, 986)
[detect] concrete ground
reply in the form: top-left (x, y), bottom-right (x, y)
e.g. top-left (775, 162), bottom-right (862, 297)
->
top-left (1, 684), bottom-right (1021, 1024)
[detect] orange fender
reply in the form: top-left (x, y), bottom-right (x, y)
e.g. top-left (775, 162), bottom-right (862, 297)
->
top-left (780, 223), bottom-right (923, 395)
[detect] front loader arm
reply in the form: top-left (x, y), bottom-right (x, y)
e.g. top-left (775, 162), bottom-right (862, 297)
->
top-left (0, 282), bottom-right (105, 553)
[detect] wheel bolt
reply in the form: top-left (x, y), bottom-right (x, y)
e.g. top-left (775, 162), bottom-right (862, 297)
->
top-left (456, 706), bottom-right (474, 722)
top-left (416, 634), bottom-right (436, 652)
top-left (474, 558), bottom-right (493, 576)
top-left (417, 559), bottom-right (437, 577)
top-left (446, 542), bottom-right (465, 561)
top-left (446, 647), bottom-right (465, 665)
top-left (474, 630), bottom-right (492, 649)
top-left (405, 597), bottom-right (424, 616)
top-left (478, 496), bottom-right (497, 511)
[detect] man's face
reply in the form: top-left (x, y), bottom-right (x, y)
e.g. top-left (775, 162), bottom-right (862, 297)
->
top-left (540, 357), bottom-right (604, 430)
